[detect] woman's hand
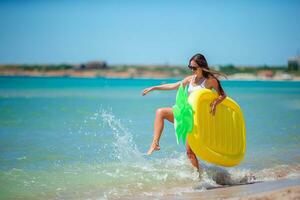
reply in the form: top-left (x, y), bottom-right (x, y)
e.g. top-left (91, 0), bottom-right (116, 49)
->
top-left (142, 87), bottom-right (154, 96)
top-left (209, 94), bottom-right (227, 116)
top-left (210, 101), bottom-right (217, 116)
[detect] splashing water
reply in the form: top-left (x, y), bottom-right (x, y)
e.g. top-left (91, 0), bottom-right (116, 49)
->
top-left (77, 108), bottom-right (265, 197)
top-left (76, 108), bottom-right (300, 198)
top-left (99, 108), bottom-right (146, 164)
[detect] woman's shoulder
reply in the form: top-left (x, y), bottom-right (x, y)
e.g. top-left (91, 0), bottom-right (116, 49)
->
top-left (182, 75), bottom-right (193, 81)
top-left (206, 75), bottom-right (217, 82)
top-left (205, 75), bottom-right (219, 88)
top-left (181, 75), bottom-right (193, 86)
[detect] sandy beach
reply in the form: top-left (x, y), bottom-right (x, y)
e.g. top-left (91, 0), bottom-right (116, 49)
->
top-left (238, 185), bottom-right (300, 200)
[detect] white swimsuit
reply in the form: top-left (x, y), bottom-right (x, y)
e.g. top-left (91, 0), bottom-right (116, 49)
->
top-left (188, 75), bottom-right (207, 95)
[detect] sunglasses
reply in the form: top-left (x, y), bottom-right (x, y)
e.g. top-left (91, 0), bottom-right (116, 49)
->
top-left (188, 65), bottom-right (199, 71)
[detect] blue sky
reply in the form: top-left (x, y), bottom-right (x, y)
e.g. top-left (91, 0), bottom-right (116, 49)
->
top-left (0, 0), bottom-right (299, 66)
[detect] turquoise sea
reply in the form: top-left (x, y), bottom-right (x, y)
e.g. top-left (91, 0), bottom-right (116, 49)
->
top-left (0, 76), bottom-right (300, 199)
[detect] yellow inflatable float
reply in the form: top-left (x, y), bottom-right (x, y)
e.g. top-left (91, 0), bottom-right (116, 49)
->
top-left (187, 89), bottom-right (246, 167)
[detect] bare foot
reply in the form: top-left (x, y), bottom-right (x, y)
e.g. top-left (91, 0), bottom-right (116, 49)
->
top-left (147, 142), bottom-right (160, 155)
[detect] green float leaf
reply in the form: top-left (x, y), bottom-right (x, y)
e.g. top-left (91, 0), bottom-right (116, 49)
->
top-left (172, 83), bottom-right (194, 144)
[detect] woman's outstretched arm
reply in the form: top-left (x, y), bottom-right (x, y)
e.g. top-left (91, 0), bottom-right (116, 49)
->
top-left (142, 76), bottom-right (192, 96)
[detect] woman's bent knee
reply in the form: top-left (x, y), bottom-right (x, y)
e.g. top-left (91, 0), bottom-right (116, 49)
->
top-left (156, 108), bottom-right (164, 117)
top-left (156, 108), bottom-right (174, 122)
top-left (156, 108), bottom-right (169, 117)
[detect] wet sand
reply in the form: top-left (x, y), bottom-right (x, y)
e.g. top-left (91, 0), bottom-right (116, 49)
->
top-left (127, 178), bottom-right (300, 200)
top-left (237, 185), bottom-right (300, 200)
top-left (167, 178), bottom-right (300, 200)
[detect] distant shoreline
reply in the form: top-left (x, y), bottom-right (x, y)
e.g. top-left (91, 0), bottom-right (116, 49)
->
top-left (1, 71), bottom-right (300, 81)
top-left (0, 65), bottom-right (299, 81)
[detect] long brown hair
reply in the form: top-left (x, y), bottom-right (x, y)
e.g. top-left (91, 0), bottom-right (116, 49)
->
top-left (189, 53), bottom-right (227, 95)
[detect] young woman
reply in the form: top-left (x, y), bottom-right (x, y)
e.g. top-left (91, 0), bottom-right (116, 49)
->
top-left (142, 53), bottom-right (227, 172)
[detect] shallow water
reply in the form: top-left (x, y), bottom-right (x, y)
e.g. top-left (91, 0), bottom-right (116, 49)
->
top-left (0, 76), bottom-right (300, 199)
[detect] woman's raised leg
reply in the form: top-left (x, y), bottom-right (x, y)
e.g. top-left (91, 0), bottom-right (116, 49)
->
top-left (147, 107), bottom-right (174, 155)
